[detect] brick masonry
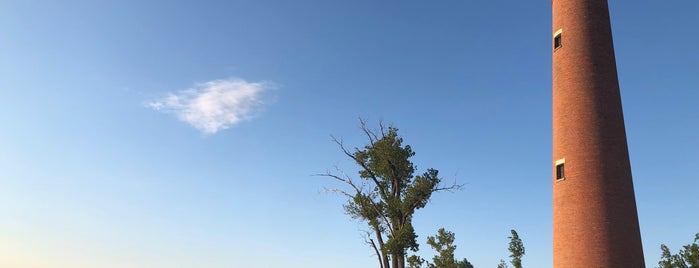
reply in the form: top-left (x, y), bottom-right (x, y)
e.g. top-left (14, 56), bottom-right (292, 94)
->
top-left (552, 0), bottom-right (645, 267)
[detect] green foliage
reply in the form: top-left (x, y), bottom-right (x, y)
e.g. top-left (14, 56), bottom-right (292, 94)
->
top-left (424, 228), bottom-right (473, 268)
top-left (507, 230), bottom-right (525, 268)
top-left (659, 244), bottom-right (688, 268)
top-left (324, 120), bottom-right (459, 268)
top-left (426, 228), bottom-right (457, 267)
top-left (496, 259), bottom-right (508, 268)
top-left (658, 233), bottom-right (699, 268)
top-left (408, 255), bottom-right (426, 268)
top-left (459, 259), bottom-right (475, 268)
top-left (386, 222), bottom-right (420, 253)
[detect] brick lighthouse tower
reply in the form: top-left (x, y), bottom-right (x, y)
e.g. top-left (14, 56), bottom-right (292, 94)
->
top-left (552, 0), bottom-right (645, 267)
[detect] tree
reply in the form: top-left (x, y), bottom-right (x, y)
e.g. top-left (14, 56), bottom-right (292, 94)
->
top-left (321, 120), bottom-right (460, 268)
top-left (496, 259), bottom-right (508, 268)
top-left (659, 244), bottom-right (688, 268)
top-left (407, 255), bottom-right (426, 268)
top-left (680, 233), bottom-right (699, 267)
top-left (657, 233), bottom-right (699, 268)
top-left (425, 228), bottom-right (474, 268)
top-left (507, 230), bottom-right (524, 268)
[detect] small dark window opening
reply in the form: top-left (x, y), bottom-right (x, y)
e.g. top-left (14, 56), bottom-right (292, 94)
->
top-left (554, 34), bottom-right (562, 50)
top-left (556, 163), bottom-right (565, 180)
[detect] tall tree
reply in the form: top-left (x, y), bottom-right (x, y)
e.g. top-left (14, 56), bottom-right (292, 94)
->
top-left (657, 233), bottom-right (699, 268)
top-left (507, 230), bottom-right (525, 268)
top-left (425, 228), bottom-right (474, 268)
top-left (321, 120), bottom-right (460, 268)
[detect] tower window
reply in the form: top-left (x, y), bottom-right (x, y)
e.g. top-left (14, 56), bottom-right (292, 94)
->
top-left (555, 158), bottom-right (565, 181)
top-left (554, 32), bottom-right (562, 50)
top-left (556, 163), bottom-right (565, 180)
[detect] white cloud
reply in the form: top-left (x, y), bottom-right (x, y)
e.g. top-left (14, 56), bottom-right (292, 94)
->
top-left (148, 78), bottom-right (273, 134)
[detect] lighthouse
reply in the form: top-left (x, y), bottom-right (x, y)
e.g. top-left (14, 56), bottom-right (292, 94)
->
top-left (552, 0), bottom-right (645, 267)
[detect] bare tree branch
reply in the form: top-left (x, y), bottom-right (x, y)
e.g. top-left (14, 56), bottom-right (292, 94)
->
top-left (315, 170), bottom-right (395, 238)
top-left (324, 187), bottom-right (354, 198)
top-left (435, 179), bottom-right (465, 192)
top-left (378, 119), bottom-right (387, 137)
top-left (362, 231), bottom-right (385, 268)
top-left (369, 238), bottom-right (384, 268)
top-left (330, 136), bottom-right (389, 199)
top-left (404, 182), bottom-right (465, 222)
top-left (359, 117), bottom-right (378, 145)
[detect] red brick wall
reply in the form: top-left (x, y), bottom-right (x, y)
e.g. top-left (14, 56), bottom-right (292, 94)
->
top-left (552, 0), bottom-right (645, 267)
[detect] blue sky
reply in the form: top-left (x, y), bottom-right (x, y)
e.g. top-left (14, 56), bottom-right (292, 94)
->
top-left (1, 1), bottom-right (697, 267)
